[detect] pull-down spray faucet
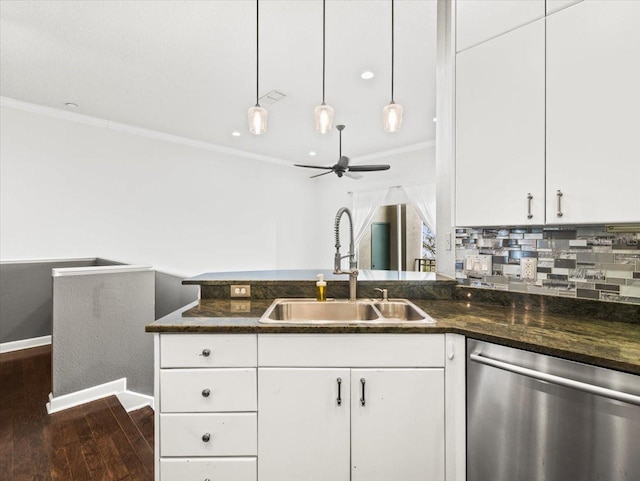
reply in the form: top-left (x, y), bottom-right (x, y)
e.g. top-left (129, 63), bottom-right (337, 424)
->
top-left (333, 207), bottom-right (358, 301)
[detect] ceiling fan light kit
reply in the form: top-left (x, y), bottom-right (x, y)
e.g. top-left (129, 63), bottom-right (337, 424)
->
top-left (248, 0), bottom-right (267, 135)
top-left (383, 0), bottom-right (403, 133)
top-left (314, 0), bottom-right (334, 134)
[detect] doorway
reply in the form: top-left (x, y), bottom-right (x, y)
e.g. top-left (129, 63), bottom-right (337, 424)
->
top-left (371, 222), bottom-right (391, 270)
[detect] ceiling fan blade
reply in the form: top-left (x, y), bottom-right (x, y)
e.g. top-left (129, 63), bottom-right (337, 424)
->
top-left (348, 164), bottom-right (391, 172)
top-left (310, 170), bottom-right (334, 179)
top-left (337, 156), bottom-right (350, 169)
top-left (344, 171), bottom-right (363, 180)
top-left (294, 164), bottom-right (333, 170)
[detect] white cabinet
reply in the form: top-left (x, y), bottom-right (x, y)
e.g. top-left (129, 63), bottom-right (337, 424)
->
top-left (456, 0), bottom-right (544, 52)
top-left (257, 335), bottom-right (446, 481)
top-left (155, 332), bottom-right (464, 481)
top-left (546, 0), bottom-right (640, 224)
top-left (456, 20), bottom-right (546, 227)
top-left (350, 369), bottom-right (445, 481)
top-left (258, 368), bottom-right (351, 481)
top-left (155, 334), bottom-right (258, 481)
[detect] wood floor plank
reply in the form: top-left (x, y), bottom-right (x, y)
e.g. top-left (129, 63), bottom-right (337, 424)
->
top-left (0, 353), bottom-right (16, 479)
top-left (85, 399), bottom-right (133, 481)
top-left (73, 403), bottom-right (112, 481)
top-left (129, 406), bottom-right (154, 448)
top-left (105, 396), bottom-right (154, 479)
top-left (63, 440), bottom-right (92, 481)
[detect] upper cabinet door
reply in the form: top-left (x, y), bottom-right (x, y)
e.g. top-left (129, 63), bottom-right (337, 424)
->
top-left (546, 1), bottom-right (640, 224)
top-left (456, 20), bottom-right (546, 227)
top-left (456, 0), bottom-right (545, 52)
top-left (546, 0), bottom-right (582, 15)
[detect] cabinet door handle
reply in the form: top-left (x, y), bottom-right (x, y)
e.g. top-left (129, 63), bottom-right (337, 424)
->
top-left (200, 348), bottom-right (211, 357)
top-left (556, 190), bottom-right (563, 217)
top-left (336, 377), bottom-right (342, 406)
top-left (527, 193), bottom-right (533, 219)
top-left (202, 432), bottom-right (211, 442)
top-left (360, 378), bottom-right (366, 406)
top-left (201, 388), bottom-right (210, 398)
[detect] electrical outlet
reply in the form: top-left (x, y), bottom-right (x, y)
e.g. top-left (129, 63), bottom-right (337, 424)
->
top-left (230, 300), bottom-right (251, 313)
top-left (521, 259), bottom-right (537, 280)
top-left (230, 285), bottom-right (251, 298)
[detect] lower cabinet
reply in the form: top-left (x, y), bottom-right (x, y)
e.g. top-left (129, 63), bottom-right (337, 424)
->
top-left (154, 332), bottom-right (461, 481)
top-left (258, 368), bottom-right (351, 481)
top-left (258, 368), bottom-right (444, 481)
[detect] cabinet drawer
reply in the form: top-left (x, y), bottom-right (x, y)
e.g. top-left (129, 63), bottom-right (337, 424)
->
top-left (258, 334), bottom-right (445, 367)
top-left (160, 458), bottom-right (256, 481)
top-left (160, 368), bottom-right (256, 413)
top-left (160, 334), bottom-right (257, 368)
top-left (160, 413), bottom-right (257, 457)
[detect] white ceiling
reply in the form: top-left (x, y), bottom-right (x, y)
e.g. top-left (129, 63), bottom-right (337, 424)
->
top-left (0, 0), bottom-right (436, 165)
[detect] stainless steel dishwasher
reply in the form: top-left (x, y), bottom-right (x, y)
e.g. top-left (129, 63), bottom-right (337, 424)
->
top-left (467, 339), bottom-right (640, 481)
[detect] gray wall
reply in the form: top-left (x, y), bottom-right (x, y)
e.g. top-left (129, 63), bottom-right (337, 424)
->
top-left (155, 271), bottom-right (199, 320)
top-left (0, 258), bottom-right (120, 344)
top-left (52, 269), bottom-right (154, 397)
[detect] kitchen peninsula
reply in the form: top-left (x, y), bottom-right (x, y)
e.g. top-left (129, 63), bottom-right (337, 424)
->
top-left (147, 270), bottom-right (640, 481)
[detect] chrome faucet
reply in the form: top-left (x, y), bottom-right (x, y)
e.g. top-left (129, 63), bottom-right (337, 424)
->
top-left (333, 207), bottom-right (358, 301)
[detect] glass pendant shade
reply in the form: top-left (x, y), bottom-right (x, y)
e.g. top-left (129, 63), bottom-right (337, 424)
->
top-left (383, 102), bottom-right (403, 133)
top-left (248, 105), bottom-right (268, 135)
top-left (314, 103), bottom-right (334, 134)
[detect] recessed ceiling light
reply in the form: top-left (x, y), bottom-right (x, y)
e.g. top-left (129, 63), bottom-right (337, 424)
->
top-left (309, 151), bottom-right (317, 156)
top-left (232, 131), bottom-right (241, 137)
top-left (361, 71), bottom-right (375, 80)
top-left (64, 102), bottom-right (78, 109)
top-left (433, 117), bottom-right (437, 122)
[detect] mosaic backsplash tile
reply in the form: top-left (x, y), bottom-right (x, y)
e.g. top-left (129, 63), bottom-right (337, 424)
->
top-left (455, 226), bottom-right (640, 305)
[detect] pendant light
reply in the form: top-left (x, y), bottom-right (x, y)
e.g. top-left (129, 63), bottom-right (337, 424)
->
top-left (248, 0), bottom-right (267, 135)
top-left (314, 0), bottom-right (334, 134)
top-left (383, 0), bottom-right (403, 133)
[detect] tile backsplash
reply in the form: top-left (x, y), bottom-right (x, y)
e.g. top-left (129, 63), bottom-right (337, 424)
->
top-left (456, 226), bottom-right (640, 305)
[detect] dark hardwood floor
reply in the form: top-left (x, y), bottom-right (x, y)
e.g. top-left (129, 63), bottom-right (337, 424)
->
top-left (0, 345), bottom-right (154, 480)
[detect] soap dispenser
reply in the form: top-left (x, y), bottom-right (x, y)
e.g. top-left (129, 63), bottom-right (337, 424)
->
top-left (316, 274), bottom-right (327, 302)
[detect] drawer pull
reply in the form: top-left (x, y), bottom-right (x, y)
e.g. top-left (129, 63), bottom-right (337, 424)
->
top-left (336, 377), bottom-right (342, 406)
top-left (202, 432), bottom-right (211, 443)
top-left (201, 388), bottom-right (211, 398)
top-left (360, 378), bottom-right (366, 406)
top-left (200, 348), bottom-right (211, 357)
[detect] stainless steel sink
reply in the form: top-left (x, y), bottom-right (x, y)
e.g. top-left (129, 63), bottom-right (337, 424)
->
top-left (373, 301), bottom-right (432, 321)
top-left (259, 298), bottom-right (435, 324)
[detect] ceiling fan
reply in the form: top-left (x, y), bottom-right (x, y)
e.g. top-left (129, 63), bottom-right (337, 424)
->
top-left (294, 125), bottom-right (391, 179)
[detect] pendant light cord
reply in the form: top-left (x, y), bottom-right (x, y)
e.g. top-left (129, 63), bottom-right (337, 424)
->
top-left (322, 0), bottom-right (326, 104)
top-left (256, 0), bottom-right (260, 106)
top-left (391, 0), bottom-right (395, 103)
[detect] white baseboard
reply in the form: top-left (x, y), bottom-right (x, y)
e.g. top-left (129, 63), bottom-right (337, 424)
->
top-left (46, 378), bottom-right (154, 414)
top-left (117, 390), bottom-right (155, 412)
top-left (47, 378), bottom-right (126, 414)
top-left (0, 335), bottom-right (51, 353)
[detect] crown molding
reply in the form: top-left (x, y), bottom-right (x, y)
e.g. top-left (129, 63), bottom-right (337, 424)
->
top-left (350, 140), bottom-right (436, 164)
top-left (0, 97), bottom-right (290, 167)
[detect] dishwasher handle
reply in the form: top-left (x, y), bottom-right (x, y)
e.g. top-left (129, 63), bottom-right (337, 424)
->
top-left (470, 352), bottom-right (640, 406)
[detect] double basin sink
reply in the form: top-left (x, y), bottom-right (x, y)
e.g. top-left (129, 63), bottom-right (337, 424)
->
top-left (259, 298), bottom-right (435, 324)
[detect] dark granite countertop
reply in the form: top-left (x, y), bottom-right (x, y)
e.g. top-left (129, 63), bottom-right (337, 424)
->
top-left (146, 296), bottom-right (640, 375)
